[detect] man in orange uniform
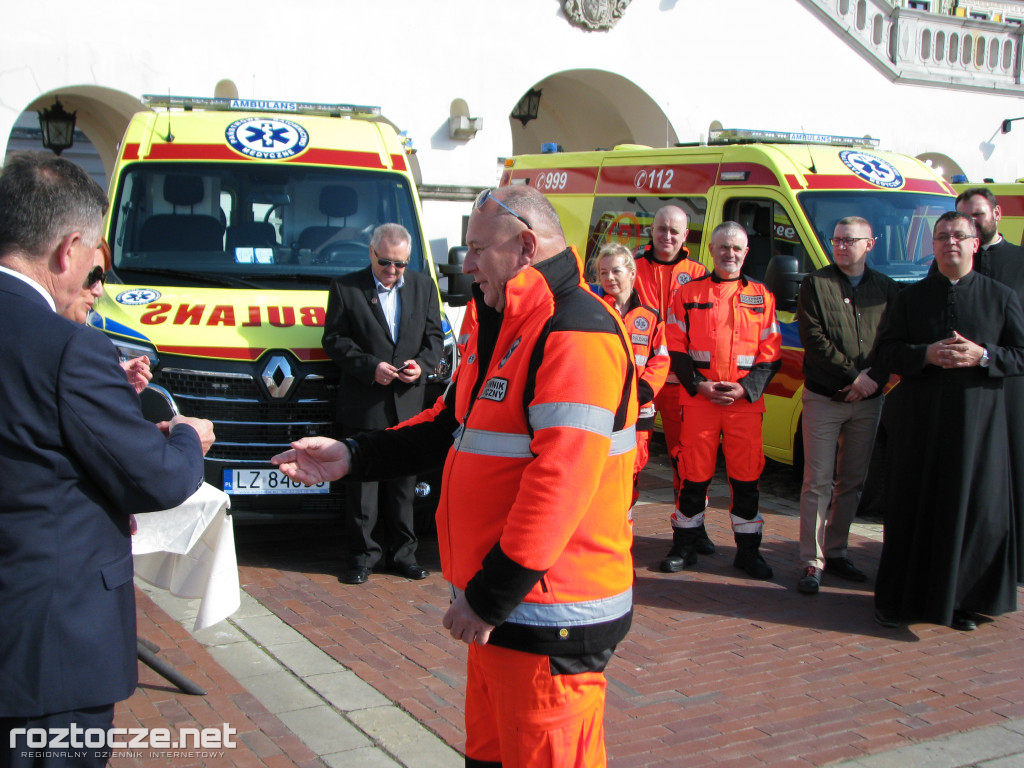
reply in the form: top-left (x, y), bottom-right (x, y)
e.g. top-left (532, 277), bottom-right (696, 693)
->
top-left (661, 221), bottom-right (781, 579)
top-left (633, 205), bottom-right (709, 546)
top-left (272, 186), bottom-right (637, 768)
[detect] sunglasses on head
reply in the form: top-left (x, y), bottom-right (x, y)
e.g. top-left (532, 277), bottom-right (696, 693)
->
top-left (475, 189), bottom-right (533, 231)
top-left (87, 266), bottom-right (106, 287)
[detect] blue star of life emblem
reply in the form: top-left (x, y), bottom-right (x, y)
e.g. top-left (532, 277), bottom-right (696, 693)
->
top-left (226, 117), bottom-right (309, 160)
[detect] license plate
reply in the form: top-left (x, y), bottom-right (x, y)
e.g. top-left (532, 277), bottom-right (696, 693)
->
top-left (223, 468), bottom-right (330, 495)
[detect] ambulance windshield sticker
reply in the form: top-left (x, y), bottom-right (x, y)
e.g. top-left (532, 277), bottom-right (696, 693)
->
top-left (226, 118), bottom-right (309, 160)
top-left (116, 288), bottom-right (161, 305)
top-left (839, 150), bottom-right (904, 189)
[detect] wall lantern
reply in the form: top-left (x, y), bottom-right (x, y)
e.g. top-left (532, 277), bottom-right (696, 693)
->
top-left (1002, 117), bottom-right (1024, 134)
top-left (38, 98), bottom-right (77, 155)
top-left (511, 88), bottom-right (542, 127)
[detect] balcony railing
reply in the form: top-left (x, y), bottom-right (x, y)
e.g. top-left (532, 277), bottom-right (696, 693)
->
top-left (800, 0), bottom-right (1024, 94)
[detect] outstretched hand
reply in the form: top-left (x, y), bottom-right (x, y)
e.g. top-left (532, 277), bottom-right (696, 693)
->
top-left (270, 436), bottom-right (351, 485)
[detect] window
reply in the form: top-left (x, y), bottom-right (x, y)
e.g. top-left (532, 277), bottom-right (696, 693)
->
top-left (797, 190), bottom-right (954, 283)
top-left (907, 0), bottom-right (930, 10)
top-left (109, 163), bottom-right (424, 286)
top-left (721, 198), bottom-right (813, 282)
top-left (585, 195), bottom-right (707, 277)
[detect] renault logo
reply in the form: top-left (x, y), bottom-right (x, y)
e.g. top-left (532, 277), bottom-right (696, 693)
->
top-left (262, 355), bottom-right (295, 399)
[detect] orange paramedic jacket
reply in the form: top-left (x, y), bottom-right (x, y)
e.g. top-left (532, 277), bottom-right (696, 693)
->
top-left (666, 273), bottom-right (782, 411)
top-left (358, 248), bottom-right (637, 657)
top-left (634, 243), bottom-right (707, 385)
top-left (605, 292), bottom-right (669, 431)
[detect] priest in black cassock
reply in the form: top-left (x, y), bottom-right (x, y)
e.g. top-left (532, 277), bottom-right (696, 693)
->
top-left (873, 211), bottom-right (1024, 632)
top-left (956, 188), bottom-right (1024, 584)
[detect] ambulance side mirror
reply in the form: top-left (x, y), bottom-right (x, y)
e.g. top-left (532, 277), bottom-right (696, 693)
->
top-left (439, 246), bottom-right (473, 307)
top-left (764, 254), bottom-right (805, 313)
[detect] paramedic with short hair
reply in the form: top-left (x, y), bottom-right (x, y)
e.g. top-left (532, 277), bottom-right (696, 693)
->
top-left (661, 221), bottom-right (781, 579)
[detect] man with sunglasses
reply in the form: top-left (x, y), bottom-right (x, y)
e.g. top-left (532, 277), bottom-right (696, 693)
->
top-left (872, 211), bottom-right (1024, 631)
top-left (0, 152), bottom-right (213, 767)
top-left (794, 217), bottom-right (899, 595)
top-left (322, 222), bottom-right (443, 585)
top-left (62, 250), bottom-right (151, 394)
top-left (276, 186), bottom-right (636, 767)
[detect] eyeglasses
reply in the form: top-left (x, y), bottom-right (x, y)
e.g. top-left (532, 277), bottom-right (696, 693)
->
top-left (372, 249), bottom-right (409, 270)
top-left (475, 189), bottom-right (533, 231)
top-left (86, 266), bottom-right (106, 287)
top-left (830, 237), bottom-right (872, 248)
top-left (933, 233), bottom-right (977, 243)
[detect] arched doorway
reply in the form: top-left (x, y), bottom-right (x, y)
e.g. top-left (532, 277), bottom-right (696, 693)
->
top-left (6, 87), bottom-right (143, 186)
top-left (916, 151), bottom-right (966, 182)
top-left (508, 70), bottom-right (677, 155)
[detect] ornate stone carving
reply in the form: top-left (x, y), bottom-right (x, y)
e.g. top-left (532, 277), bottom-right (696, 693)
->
top-left (563, 0), bottom-right (631, 31)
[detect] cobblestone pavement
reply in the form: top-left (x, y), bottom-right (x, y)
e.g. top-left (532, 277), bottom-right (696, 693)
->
top-left (114, 440), bottom-right (1024, 768)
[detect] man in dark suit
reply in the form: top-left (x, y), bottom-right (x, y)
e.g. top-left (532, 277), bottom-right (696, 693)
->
top-left (323, 223), bottom-right (443, 585)
top-left (0, 152), bottom-right (214, 768)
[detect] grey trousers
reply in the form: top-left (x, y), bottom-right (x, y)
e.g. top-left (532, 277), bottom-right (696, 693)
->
top-left (798, 389), bottom-right (883, 569)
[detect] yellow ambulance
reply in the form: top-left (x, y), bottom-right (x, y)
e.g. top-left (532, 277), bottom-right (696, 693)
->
top-left (93, 96), bottom-right (464, 522)
top-left (501, 129), bottom-right (956, 467)
top-left (951, 180), bottom-right (1024, 246)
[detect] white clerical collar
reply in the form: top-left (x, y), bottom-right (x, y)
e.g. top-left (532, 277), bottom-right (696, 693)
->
top-left (0, 264), bottom-right (56, 311)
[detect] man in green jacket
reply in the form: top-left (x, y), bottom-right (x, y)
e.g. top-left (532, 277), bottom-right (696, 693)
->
top-left (796, 216), bottom-right (900, 594)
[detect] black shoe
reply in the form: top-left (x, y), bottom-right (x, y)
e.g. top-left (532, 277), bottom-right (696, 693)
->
top-left (951, 610), bottom-right (977, 631)
top-left (660, 545), bottom-right (697, 573)
top-left (394, 562), bottom-right (429, 580)
top-left (733, 550), bottom-right (773, 580)
top-left (340, 566), bottom-right (371, 585)
top-left (797, 566), bottom-right (822, 595)
top-left (874, 609), bottom-right (901, 628)
top-left (824, 557), bottom-right (868, 583)
top-left (695, 534), bottom-right (716, 556)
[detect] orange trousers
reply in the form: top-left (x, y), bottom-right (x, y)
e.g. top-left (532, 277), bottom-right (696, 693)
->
top-left (464, 643), bottom-right (608, 767)
top-left (681, 403), bottom-right (764, 483)
top-left (656, 383), bottom-right (683, 491)
top-left (631, 429), bottom-right (652, 508)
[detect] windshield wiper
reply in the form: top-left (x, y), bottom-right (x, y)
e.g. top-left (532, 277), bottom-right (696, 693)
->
top-left (236, 272), bottom-right (337, 283)
top-left (114, 266), bottom-right (263, 289)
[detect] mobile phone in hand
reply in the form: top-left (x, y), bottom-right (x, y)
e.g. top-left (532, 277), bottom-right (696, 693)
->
top-left (396, 362), bottom-right (412, 372)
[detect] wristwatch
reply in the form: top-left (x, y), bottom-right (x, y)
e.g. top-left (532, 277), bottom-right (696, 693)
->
top-left (979, 348), bottom-right (990, 368)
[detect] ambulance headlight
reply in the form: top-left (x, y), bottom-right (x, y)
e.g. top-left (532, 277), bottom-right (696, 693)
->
top-left (111, 339), bottom-right (160, 369)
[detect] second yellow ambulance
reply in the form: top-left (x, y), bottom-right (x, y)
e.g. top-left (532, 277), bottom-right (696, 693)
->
top-left (501, 129), bottom-right (956, 467)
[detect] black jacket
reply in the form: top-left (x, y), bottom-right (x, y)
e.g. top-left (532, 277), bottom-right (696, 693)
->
top-left (796, 264), bottom-right (900, 398)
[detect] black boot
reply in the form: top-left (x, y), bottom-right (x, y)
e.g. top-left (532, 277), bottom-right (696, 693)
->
top-left (733, 532), bottom-right (773, 580)
top-left (678, 480), bottom-right (716, 556)
top-left (660, 529), bottom-right (699, 572)
top-left (694, 521), bottom-right (716, 555)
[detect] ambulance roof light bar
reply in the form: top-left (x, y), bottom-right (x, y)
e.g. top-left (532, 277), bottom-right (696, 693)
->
top-left (708, 128), bottom-right (880, 149)
top-left (142, 95), bottom-right (381, 117)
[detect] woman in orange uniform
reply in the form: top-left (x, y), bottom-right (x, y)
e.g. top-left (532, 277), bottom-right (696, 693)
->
top-left (596, 243), bottom-right (670, 511)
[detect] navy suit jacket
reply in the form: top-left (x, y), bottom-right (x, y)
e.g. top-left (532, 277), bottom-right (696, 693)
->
top-left (322, 267), bottom-right (444, 430)
top-left (0, 271), bottom-right (205, 717)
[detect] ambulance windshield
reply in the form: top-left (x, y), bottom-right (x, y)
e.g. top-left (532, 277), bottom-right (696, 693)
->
top-left (798, 191), bottom-right (955, 283)
top-left (107, 163), bottom-right (425, 286)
